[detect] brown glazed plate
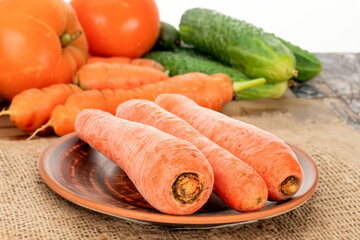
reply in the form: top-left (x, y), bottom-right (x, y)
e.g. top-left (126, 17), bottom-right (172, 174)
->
top-left (38, 132), bottom-right (319, 229)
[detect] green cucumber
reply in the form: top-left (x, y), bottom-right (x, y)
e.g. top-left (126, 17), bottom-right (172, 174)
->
top-left (278, 38), bottom-right (322, 82)
top-left (146, 50), bottom-right (249, 80)
top-left (152, 22), bottom-right (181, 51)
top-left (145, 50), bottom-right (287, 99)
top-left (179, 8), bottom-right (297, 83)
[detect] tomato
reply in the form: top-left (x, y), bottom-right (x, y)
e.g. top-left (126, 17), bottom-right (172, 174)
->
top-left (71, 0), bottom-right (160, 58)
top-left (0, 0), bottom-right (88, 101)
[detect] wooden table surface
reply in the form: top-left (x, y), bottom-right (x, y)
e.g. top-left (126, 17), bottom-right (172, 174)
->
top-left (289, 53), bottom-right (360, 131)
top-left (1, 52), bottom-right (360, 138)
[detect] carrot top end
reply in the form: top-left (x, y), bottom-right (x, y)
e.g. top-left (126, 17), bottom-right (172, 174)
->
top-left (172, 172), bottom-right (205, 205)
top-left (280, 176), bottom-right (300, 196)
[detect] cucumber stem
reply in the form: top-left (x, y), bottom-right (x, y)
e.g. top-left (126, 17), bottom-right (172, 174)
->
top-left (60, 31), bottom-right (82, 47)
top-left (292, 69), bottom-right (299, 78)
top-left (232, 78), bottom-right (266, 92)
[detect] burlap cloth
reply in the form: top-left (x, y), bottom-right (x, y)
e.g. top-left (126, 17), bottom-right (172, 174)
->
top-left (1, 99), bottom-right (359, 239)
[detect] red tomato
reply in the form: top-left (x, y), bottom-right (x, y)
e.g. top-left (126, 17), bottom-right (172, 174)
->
top-left (71, 0), bottom-right (160, 58)
top-left (0, 0), bottom-right (88, 101)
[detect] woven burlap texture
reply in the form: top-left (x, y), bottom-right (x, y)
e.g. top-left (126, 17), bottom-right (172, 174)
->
top-left (1, 99), bottom-right (359, 240)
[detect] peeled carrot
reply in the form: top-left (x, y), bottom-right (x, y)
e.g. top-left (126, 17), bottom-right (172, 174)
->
top-left (35, 72), bottom-right (233, 137)
top-left (73, 62), bottom-right (169, 90)
top-left (116, 99), bottom-right (268, 212)
top-left (75, 109), bottom-right (214, 215)
top-left (87, 56), bottom-right (165, 72)
top-left (155, 94), bottom-right (303, 201)
top-left (0, 83), bottom-right (81, 133)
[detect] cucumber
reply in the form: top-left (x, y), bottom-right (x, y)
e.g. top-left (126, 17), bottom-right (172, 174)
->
top-left (146, 50), bottom-right (249, 80)
top-left (152, 22), bottom-right (181, 51)
top-left (179, 8), bottom-right (297, 83)
top-left (278, 38), bottom-right (322, 82)
top-left (145, 50), bottom-right (287, 99)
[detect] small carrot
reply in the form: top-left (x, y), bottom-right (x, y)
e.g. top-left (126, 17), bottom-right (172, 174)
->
top-left (116, 99), bottom-right (268, 212)
top-left (0, 83), bottom-right (81, 133)
top-left (73, 62), bottom-right (169, 90)
top-left (75, 109), bottom-right (214, 215)
top-left (155, 94), bottom-right (303, 201)
top-left (87, 56), bottom-right (165, 72)
top-left (33, 72), bottom-right (233, 137)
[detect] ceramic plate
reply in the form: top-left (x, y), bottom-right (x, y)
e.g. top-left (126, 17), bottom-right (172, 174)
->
top-left (38, 132), bottom-right (319, 228)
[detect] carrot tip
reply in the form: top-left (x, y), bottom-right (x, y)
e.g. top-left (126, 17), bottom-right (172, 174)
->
top-left (172, 172), bottom-right (205, 205)
top-left (0, 108), bottom-right (10, 116)
top-left (281, 176), bottom-right (300, 196)
top-left (26, 119), bottom-right (53, 141)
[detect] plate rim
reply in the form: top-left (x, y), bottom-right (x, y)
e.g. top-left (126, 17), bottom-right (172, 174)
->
top-left (38, 132), bottom-right (319, 226)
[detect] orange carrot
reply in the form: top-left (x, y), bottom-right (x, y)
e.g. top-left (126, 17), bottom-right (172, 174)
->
top-left (73, 62), bottom-right (169, 90)
top-left (75, 109), bottom-right (214, 215)
top-left (155, 94), bottom-right (303, 201)
top-left (87, 56), bottom-right (165, 72)
top-left (0, 83), bottom-right (81, 133)
top-left (35, 72), bottom-right (232, 137)
top-left (116, 99), bottom-right (268, 212)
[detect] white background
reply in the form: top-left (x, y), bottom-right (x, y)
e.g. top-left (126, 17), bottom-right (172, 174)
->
top-left (66, 0), bottom-right (360, 53)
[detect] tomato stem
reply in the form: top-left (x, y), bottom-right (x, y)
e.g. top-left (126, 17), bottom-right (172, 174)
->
top-left (60, 30), bottom-right (82, 47)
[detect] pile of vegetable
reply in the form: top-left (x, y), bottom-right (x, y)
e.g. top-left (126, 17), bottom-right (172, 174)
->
top-left (0, 0), bottom-right (322, 137)
top-left (0, 0), bottom-right (315, 215)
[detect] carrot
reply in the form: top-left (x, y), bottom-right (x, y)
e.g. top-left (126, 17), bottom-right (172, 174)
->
top-left (75, 108), bottom-right (214, 215)
top-left (32, 72), bottom-right (233, 137)
top-left (73, 62), bottom-right (169, 90)
top-left (155, 94), bottom-right (304, 201)
top-left (87, 56), bottom-right (165, 72)
top-left (0, 83), bottom-right (81, 133)
top-left (116, 99), bottom-right (268, 212)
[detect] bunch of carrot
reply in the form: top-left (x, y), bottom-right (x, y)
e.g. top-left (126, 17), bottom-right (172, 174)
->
top-left (3, 50), bottom-right (269, 139)
top-left (2, 56), bottom-right (250, 138)
top-left (74, 93), bottom-right (303, 215)
top-left (28, 71), bottom-right (234, 137)
top-left (0, 57), bottom-right (167, 134)
top-left (75, 109), bottom-right (214, 215)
